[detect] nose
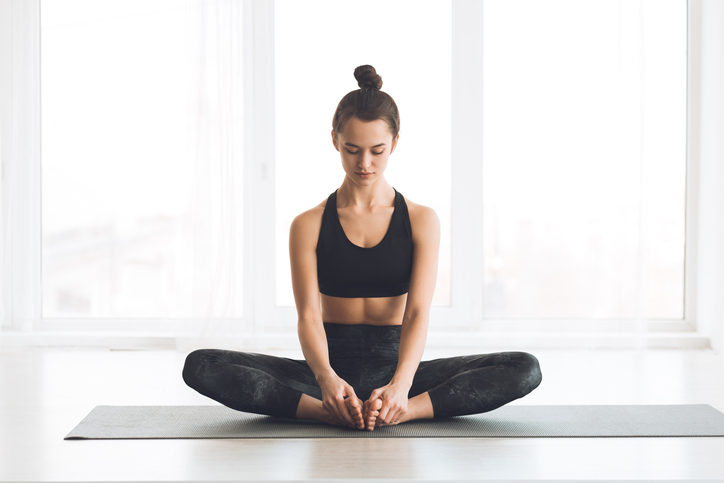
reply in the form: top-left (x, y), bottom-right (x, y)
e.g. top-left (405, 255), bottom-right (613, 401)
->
top-left (358, 152), bottom-right (373, 170)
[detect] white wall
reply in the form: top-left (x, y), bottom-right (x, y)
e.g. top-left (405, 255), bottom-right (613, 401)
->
top-left (692, 0), bottom-right (724, 352)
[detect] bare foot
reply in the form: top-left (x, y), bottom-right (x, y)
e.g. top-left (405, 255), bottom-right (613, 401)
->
top-left (363, 398), bottom-right (383, 431)
top-left (296, 394), bottom-right (357, 429)
top-left (374, 392), bottom-right (434, 428)
top-left (375, 411), bottom-right (404, 428)
top-left (345, 397), bottom-right (365, 430)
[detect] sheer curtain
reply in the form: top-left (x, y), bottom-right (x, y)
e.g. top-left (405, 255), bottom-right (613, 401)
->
top-left (175, 0), bottom-right (244, 351)
top-left (0, 132), bottom-right (5, 331)
top-left (477, 0), bottom-right (686, 349)
top-left (0, 0), bottom-right (41, 335)
top-left (0, 0), bottom-right (244, 344)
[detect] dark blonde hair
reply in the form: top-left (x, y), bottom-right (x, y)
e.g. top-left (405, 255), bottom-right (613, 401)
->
top-left (332, 65), bottom-right (400, 138)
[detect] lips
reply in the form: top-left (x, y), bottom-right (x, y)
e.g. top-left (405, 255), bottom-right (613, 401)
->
top-left (356, 172), bottom-right (373, 178)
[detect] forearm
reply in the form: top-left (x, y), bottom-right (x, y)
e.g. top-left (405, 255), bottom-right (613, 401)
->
top-left (297, 317), bottom-right (360, 427)
top-left (391, 312), bottom-right (429, 388)
top-left (297, 318), bottom-right (335, 382)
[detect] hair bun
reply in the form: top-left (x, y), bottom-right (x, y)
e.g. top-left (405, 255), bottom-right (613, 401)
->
top-left (354, 65), bottom-right (383, 90)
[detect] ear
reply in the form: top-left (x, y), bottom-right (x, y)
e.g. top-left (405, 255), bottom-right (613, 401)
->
top-left (331, 129), bottom-right (340, 152)
top-left (390, 134), bottom-right (400, 154)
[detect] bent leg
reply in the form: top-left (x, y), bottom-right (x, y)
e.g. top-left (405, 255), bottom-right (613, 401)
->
top-left (182, 349), bottom-right (321, 419)
top-left (410, 351), bottom-right (542, 418)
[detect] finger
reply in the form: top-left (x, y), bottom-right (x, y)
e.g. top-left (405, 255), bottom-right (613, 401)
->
top-left (345, 385), bottom-right (359, 402)
top-left (336, 398), bottom-right (355, 425)
top-left (335, 382), bottom-right (358, 423)
top-left (390, 408), bottom-right (405, 423)
top-left (384, 402), bottom-right (404, 424)
top-left (332, 398), bottom-right (348, 422)
top-left (326, 397), bottom-right (344, 422)
top-left (369, 388), bottom-right (383, 401)
top-left (364, 400), bottom-right (374, 422)
top-left (324, 397), bottom-right (341, 415)
top-left (378, 401), bottom-right (393, 423)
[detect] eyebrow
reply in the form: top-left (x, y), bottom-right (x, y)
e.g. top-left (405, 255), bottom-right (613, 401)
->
top-left (344, 142), bottom-right (387, 149)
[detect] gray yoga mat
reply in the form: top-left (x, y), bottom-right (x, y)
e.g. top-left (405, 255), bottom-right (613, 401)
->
top-left (65, 404), bottom-right (724, 439)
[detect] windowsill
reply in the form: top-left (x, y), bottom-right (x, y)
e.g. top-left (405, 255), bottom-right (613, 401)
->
top-left (0, 329), bottom-right (711, 351)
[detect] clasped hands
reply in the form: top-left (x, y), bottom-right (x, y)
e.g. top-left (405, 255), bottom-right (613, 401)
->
top-left (317, 372), bottom-right (409, 431)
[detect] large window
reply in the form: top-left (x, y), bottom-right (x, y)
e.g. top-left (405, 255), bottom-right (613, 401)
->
top-left (40, 0), bottom-right (244, 319)
top-left (481, 0), bottom-right (686, 319)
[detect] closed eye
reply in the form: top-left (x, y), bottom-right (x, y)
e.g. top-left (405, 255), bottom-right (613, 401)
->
top-left (345, 149), bottom-right (384, 155)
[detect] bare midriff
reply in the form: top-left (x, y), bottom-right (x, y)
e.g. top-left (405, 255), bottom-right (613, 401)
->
top-left (321, 293), bottom-right (407, 326)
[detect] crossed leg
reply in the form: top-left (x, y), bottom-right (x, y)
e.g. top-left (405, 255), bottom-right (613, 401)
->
top-left (184, 349), bottom-right (381, 429)
top-left (183, 349), bottom-right (542, 431)
top-left (359, 351), bottom-right (542, 430)
top-left (407, 351), bottom-right (542, 419)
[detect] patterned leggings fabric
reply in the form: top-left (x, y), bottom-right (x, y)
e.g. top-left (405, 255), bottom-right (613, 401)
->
top-left (182, 323), bottom-right (542, 419)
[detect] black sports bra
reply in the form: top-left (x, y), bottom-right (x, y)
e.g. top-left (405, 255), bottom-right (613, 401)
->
top-left (316, 188), bottom-right (414, 298)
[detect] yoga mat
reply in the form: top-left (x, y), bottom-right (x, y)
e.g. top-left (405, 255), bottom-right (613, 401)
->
top-left (65, 404), bottom-right (724, 439)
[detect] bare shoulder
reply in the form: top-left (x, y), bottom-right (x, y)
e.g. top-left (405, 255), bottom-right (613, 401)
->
top-left (289, 198), bottom-right (328, 247)
top-left (402, 196), bottom-right (440, 239)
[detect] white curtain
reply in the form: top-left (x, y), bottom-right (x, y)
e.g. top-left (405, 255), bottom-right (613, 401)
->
top-left (0, 0), bottom-right (245, 344)
top-left (0, 0), bottom-right (9, 334)
top-left (0, 125), bottom-right (5, 332)
top-left (175, 0), bottom-right (245, 351)
top-left (0, 0), bottom-right (41, 335)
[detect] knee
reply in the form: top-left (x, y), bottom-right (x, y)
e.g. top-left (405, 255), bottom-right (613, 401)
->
top-left (511, 351), bottom-right (542, 395)
top-left (182, 349), bottom-right (216, 389)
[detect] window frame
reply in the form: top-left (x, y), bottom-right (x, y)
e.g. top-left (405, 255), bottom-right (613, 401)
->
top-left (2, 0), bottom-right (720, 349)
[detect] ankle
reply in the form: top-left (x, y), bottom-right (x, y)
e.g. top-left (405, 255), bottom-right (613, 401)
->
top-left (406, 393), bottom-right (434, 421)
top-left (296, 394), bottom-right (324, 421)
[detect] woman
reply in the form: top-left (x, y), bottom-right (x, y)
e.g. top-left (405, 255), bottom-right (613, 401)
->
top-left (183, 65), bottom-right (542, 431)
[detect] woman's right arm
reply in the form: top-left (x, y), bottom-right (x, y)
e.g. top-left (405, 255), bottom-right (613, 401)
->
top-left (289, 208), bottom-right (358, 426)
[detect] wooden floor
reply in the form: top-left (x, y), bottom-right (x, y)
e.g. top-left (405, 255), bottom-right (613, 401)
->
top-left (2, 346), bottom-right (724, 482)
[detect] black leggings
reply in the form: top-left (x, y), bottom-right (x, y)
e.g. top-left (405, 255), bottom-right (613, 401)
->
top-left (182, 323), bottom-right (542, 419)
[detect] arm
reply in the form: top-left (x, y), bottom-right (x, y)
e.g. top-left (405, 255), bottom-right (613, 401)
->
top-left (289, 209), bottom-right (359, 426)
top-left (370, 203), bottom-right (441, 424)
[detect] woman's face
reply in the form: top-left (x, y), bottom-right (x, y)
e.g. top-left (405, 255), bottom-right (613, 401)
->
top-left (332, 117), bottom-right (399, 187)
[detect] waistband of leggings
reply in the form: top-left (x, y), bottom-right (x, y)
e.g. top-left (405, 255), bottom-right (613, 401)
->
top-left (323, 322), bottom-right (401, 341)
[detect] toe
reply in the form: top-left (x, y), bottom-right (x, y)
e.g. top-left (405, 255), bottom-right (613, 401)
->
top-left (345, 398), bottom-right (365, 429)
top-left (345, 398), bottom-right (362, 415)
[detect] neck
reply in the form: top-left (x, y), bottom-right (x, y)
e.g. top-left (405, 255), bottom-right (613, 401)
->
top-left (337, 177), bottom-right (394, 208)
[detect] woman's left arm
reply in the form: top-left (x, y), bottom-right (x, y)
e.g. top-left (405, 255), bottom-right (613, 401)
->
top-left (370, 202), bottom-right (440, 424)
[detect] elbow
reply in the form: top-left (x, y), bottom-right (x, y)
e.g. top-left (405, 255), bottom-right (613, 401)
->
top-left (402, 308), bottom-right (429, 327)
top-left (297, 314), bottom-right (322, 332)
